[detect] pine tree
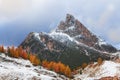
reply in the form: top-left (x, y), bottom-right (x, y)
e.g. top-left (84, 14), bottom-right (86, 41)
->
top-left (18, 46), bottom-right (23, 57)
top-left (10, 46), bottom-right (15, 57)
top-left (33, 56), bottom-right (41, 66)
top-left (47, 61), bottom-right (54, 70)
top-left (14, 48), bottom-right (19, 58)
top-left (97, 57), bottom-right (103, 65)
top-left (22, 51), bottom-right (28, 59)
top-left (0, 45), bottom-right (5, 53)
top-left (42, 60), bottom-right (48, 68)
top-left (59, 62), bottom-right (66, 74)
top-left (54, 63), bottom-right (60, 72)
top-left (82, 63), bottom-right (87, 69)
top-left (64, 65), bottom-right (71, 77)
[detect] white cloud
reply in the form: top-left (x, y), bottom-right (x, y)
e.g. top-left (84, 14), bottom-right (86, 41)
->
top-left (107, 27), bottom-right (120, 43)
top-left (0, 0), bottom-right (31, 24)
top-left (97, 4), bottom-right (115, 28)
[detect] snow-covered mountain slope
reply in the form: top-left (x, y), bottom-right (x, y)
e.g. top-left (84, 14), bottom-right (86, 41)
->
top-left (0, 53), bottom-right (67, 80)
top-left (74, 61), bottom-right (120, 80)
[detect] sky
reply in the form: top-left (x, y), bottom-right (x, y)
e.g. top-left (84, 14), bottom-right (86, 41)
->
top-left (0, 0), bottom-right (120, 49)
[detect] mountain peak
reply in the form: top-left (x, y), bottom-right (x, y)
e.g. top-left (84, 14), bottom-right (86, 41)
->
top-left (65, 14), bottom-right (75, 27)
top-left (57, 14), bottom-right (117, 53)
top-left (58, 14), bottom-right (75, 30)
top-left (20, 14), bottom-right (117, 69)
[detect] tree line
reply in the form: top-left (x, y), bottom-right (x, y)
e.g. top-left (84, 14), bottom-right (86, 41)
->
top-left (0, 45), bottom-right (72, 77)
top-left (0, 45), bottom-right (103, 78)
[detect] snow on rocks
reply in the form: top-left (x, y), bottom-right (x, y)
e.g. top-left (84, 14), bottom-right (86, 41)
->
top-left (49, 31), bottom-right (74, 43)
top-left (64, 26), bottom-right (76, 31)
top-left (98, 38), bottom-right (107, 46)
top-left (33, 32), bottom-right (40, 40)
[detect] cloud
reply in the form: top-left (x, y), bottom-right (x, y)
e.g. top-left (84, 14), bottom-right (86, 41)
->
top-left (0, 0), bottom-right (31, 24)
top-left (97, 4), bottom-right (115, 28)
top-left (0, 0), bottom-right (120, 48)
top-left (107, 27), bottom-right (120, 43)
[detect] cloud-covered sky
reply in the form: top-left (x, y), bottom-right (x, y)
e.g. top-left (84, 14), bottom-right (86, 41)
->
top-left (0, 0), bottom-right (120, 48)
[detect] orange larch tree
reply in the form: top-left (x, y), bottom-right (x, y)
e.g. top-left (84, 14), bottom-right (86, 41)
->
top-left (0, 45), bottom-right (5, 53)
top-left (64, 65), bottom-right (71, 77)
top-left (97, 57), bottom-right (103, 65)
top-left (33, 57), bottom-right (41, 66)
top-left (42, 60), bottom-right (49, 68)
top-left (22, 51), bottom-right (28, 60)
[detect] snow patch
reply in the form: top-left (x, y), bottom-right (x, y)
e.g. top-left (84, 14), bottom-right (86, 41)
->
top-left (74, 34), bottom-right (83, 38)
top-left (33, 32), bottom-right (40, 40)
top-left (49, 31), bottom-right (74, 43)
top-left (98, 38), bottom-right (107, 46)
top-left (65, 26), bottom-right (75, 31)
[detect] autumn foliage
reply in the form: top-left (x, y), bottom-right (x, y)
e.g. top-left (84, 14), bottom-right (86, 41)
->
top-left (29, 54), bottom-right (40, 66)
top-left (42, 61), bottom-right (71, 77)
top-left (97, 57), bottom-right (103, 65)
top-left (0, 45), bottom-right (41, 66)
top-left (0, 45), bottom-right (106, 78)
top-left (0, 45), bottom-right (5, 53)
top-left (0, 45), bottom-right (72, 77)
top-left (81, 62), bottom-right (88, 69)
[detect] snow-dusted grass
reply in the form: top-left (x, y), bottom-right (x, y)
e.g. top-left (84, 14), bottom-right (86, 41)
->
top-left (0, 53), bottom-right (65, 80)
top-left (74, 61), bottom-right (120, 80)
top-left (0, 53), bottom-right (119, 80)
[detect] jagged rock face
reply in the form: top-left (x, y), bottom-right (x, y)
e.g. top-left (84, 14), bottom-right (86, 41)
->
top-left (20, 14), bottom-right (117, 69)
top-left (20, 32), bottom-right (113, 69)
top-left (57, 14), bottom-right (117, 53)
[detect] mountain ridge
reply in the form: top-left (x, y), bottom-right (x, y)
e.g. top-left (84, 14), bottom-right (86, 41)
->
top-left (19, 14), bottom-right (117, 69)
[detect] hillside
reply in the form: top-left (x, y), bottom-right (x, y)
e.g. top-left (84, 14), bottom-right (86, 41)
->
top-left (0, 52), bottom-right (120, 80)
top-left (0, 53), bottom-right (68, 80)
top-left (74, 60), bottom-right (120, 80)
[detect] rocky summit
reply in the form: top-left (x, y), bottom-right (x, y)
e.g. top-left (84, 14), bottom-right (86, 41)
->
top-left (58, 14), bottom-right (117, 53)
top-left (20, 14), bottom-right (117, 69)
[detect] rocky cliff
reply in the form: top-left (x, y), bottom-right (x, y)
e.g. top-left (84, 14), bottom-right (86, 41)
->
top-left (20, 14), bottom-right (117, 69)
top-left (57, 14), bottom-right (117, 53)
